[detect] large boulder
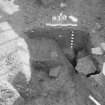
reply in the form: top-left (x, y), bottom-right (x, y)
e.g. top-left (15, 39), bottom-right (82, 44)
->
top-left (76, 56), bottom-right (96, 75)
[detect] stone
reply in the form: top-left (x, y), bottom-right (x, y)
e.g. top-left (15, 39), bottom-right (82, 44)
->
top-left (100, 42), bottom-right (105, 51)
top-left (76, 56), bottom-right (96, 75)
top-left (91, 47), bottom-right (103, 55)
top-left (49, 66), bottom-right (61, 77)
top-left (0, 0), bottom-right (20, 15)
